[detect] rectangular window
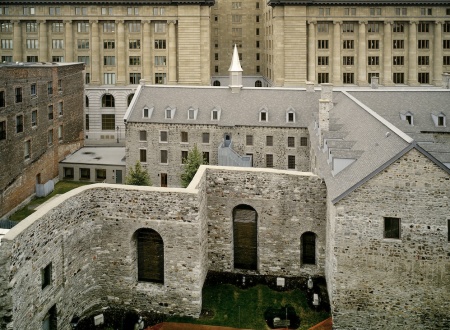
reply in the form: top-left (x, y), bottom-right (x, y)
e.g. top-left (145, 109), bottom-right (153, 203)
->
top-left (232, 2), bottom-right (242, 9)
top-left (31, 83), bottom-right (37, 96)
top-left (80, 168), bottom-right (90, 180)
top-left (368, 72), bottom-right (379, 84)
top-left (318, 72), bottom-right (329, 84)
top-left (420, 8), bottom-right (432, 16)
top-left (444, 40), bottom-right (450, 49)
top-left (23, 7), bottom-right (36, 15)
top-left (368, 56), bottom-right (379, 66)
top-left (370, 8), bottom-right (381, 16)
top-left (343, 56), bottom-right (354, 65)
top-left (160, 150), bottom-right (168, 163)
top-left (129, 22), bottom-right (141, 33)
top-left (49, 7), bottom-right (61, 15)
top-left (1, 39), bottom-right (12, 49)
top-left (287, 136), bottom-right (295, 148)
top-left (52, 39), bottom-right (64, 49)
top-left (444, 22), bottom-right (450, 33)
top-left (24, 139), bottom-right (30, 159)
top-left (58, 125), bottom-right (63, 141)
top-left (367, 23), bottom-right (379, 33)
top-left (246, 135), bottom-right (253, 146)
top-left (0, 7), bottom-right (10, 15)
top-left (395, 8), bottom-right (407, 16)
top-left (368, 40), bottom-right (379, 49)
top-left (1, 22), bottom-right (12, 32)
top-left (343, 72), bottom-right (355, 84)
top-left (85, 114), bottom-right (89, 130)
top-left (155, 73), bottom-right (166, 84)
top-left (154, 39), bottom-right (166, 49)
top-left (129, 56), bottom-right (141, 66)
top-left (101, 114), bottom-right (115, 130)
top-left (154, 56), bottom-right (166, 66)
top-left (85, 73), bottom-right (90, 84)
top-left (26, 56), bottom-right (38, 62)
top-left (232, 15), bottom-right (242, 23)
top-left (393, 39), bottom-right (404, 49)
top-left (418, 72), bottom-right (430, 84)
top-left (128, 7), bottom-right (139, 15)
top-left (288, 155), bottom-right (296, 169)
top-left (77, 22), bottom-right (90, 33)
top-left (160, 131), bottom-right (168, 142)
top-left (103, 22), bottom-right (115, 33)
top-left (15, 87), bottom-right (22, 103)
top-left (101, 7), bottom-right (113, 15)
top-left (26, 39), bottom-right (39, 49)
top-left (31, 110), bottom-right (37, 126)
top-left (317, 23), bottom-right (329, 33)
top-left (1, 56), bottom-right (12, 62)
top-left (104, 73), bottom-right (116, 85)
top-left (0, 91), bottom-right (4, 107)
top-left (344, 8), bottom-right (356, 16)
top-left (232, 28), bottom-right (242, 36)
top-left (266, 154), bottom-right (274, 168)
top-left (418, 40), bottom-right (429, 49)
top-left (103, 56), bottom-right (116, 66)
top-left (48, 129), bottom-right (53, 145)
top-left (47, 82), bottom-right (53, 95)
top-left (343, 40), bottom-right (354, 49)
top-left (319, 8), bottom-right (330, 16)
top-left (77, 39), bottom-right (89, 49)
top-left (384, 217), bottom-right (400, 239)
top-left (418, 23), bottom-right (430, 33)
top-left (52, 56), bottom-right (64, 63)
top-left (140, 149), bottom-right (147, 162)
top-left (342, 23), bottom-right (354, 33)
top-left (104, 40), bottom-right (115, 49)
top-left (0, 120), bottom-right (5, 140)
top-left (266, 136), bottom-right (273, 146)
top-left (78, 56), bottom-right (89, 65)
top-left (393, 56), bottom-right (404, 65)
top-left (300, 137), bottom-right (308, 146)
top-left (75, 7), bottom-right (87, 15)
top-left (96, 169), bottom-right (106, 181)
top-left (181, 131), bottom-right (188, 143)
top-left (41, 263), bottom-right (52, 289)
top-left (130, 73), bottom-right (141, 85)
top-left (52, 22), bottom-right (64, 33)
top-left (393, 23), bottom-right (404, 33)
top-left (48, 105), bottom-right (53, 120)
top-left (444, 56), bottom-right (450, 66)
top-left (16, 115), bottom-right (23, 133)
top-left (202, 132), bottom-right (210, 144)
top-left (181, 150), bottom-right (188, 164)
top-left (58, 102), bottom-right (63, 116)
top-left (154, 22), bottom-right (166, 33)
top-left (393, 72), bottom-right (405, 84)
top-left (317, 40), bottom-right (329, 49)
top-left (203, 152), bottom-right (209, 164)
top-left (129, 39), bottom-right (141, 49)
top-left (418, 56), bottom-right (430, 65)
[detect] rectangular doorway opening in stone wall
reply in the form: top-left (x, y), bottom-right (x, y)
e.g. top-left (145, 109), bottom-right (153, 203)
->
top-left (137, 228), bottom-right (164, 283)
top-left (42, 305), bottom-right (57, 330)
top-left (233, 204), bottom-right (257, 271)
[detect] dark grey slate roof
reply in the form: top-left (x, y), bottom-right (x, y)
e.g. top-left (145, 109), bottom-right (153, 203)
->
top-left (126, 85), bottom-right (321, 128)
top-left (268, 0), bottom-right (449, 6)
top-left (5, 0), bottom-right (214, 5)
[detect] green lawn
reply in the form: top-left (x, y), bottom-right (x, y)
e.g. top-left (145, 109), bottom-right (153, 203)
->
top-left (9, 181), bottom-right (92, 221)
top-left (168, 284), bottom-right (330, 329)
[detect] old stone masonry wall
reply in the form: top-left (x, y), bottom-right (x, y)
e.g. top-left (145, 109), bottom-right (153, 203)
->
top-left (329, 149), bottom-right (450, 329)
top-left (0, 184), bottom-right (208, 330)
top-left (204, 167), bottom-right (327, 277)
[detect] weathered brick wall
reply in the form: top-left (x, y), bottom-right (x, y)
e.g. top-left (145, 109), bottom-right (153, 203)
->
top-left (0, 64), bottom-right (84, 217)
top-left (126, 122), bottom-right (310, 187)
top-left (0, 184), bottom-right (207, 329)
top-left (204, 167), bottom-right (327, 277)
top-left (329, 149), bottom-right (450, 329)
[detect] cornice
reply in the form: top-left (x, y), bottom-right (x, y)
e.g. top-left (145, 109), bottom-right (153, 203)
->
top-left (269, 0), bottom-right (450, 7)
top-left (1, 0), bottom-right (215, 6)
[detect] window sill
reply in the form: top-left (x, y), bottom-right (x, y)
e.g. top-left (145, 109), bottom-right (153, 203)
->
top-left (382, 238), bottom-right (402, 243)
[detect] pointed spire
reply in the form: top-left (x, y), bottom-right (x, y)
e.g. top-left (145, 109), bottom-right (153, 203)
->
top-left (228, 45), bottom-right (243, 72)
top-left (228, 45), bottom-right (243, 93)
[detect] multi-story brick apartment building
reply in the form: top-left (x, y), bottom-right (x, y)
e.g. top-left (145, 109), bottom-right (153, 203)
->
top-left (0, 62), bottom-right (84, 218)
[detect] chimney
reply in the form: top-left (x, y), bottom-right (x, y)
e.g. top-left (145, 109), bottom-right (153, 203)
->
top-left (320, 83), bottom-right (333, 105)
top-left (306, 81), bottom-right (315, 93)
top-left (228, 44), bottom-right (243, 93)
top-left (319, 99), bottom-right (332, 148)
top-left (371, 76), bottom-right (379, 89)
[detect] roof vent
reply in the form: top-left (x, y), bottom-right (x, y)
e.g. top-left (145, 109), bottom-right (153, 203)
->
top-left (385, 132), bottom-right (391, 138)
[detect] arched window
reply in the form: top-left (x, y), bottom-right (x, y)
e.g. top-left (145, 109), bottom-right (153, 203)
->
top-left (136, 228), bottom-right (164, 283)
top-left (213, 80), bottom-right (221, 86)
top-left (85, 96), bottom-right (89, 107)
top-left (255, 80), bottom-right (262, 87)
top-left (301, 232), bottom-right (316, 265)
top-left (102, 94), bottom-right (115, 107)
top-left (233, 204), bottom-right (257, 270)
top-left (127, 93), bottom-right (135, 106)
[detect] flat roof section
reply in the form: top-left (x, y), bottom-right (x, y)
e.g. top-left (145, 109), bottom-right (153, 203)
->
top-left (60, 147), bottom-right (126, 167)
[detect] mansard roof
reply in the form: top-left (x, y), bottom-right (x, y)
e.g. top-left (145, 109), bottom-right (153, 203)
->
top-left (3, 0), bottom-right (214, 5)
top-left (268, 0), bottom-right (450, 6)
top-left (125, 84), bottom-right (320, 128)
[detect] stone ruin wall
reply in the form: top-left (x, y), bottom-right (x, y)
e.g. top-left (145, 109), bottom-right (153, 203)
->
top-left (0, 183), bottom-right (208, 330)
top-left (204, 167), bottom-right (327, 277)
top-left (329, 149), bottom-right (450, 329)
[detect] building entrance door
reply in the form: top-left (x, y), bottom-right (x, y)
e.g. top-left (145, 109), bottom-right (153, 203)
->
top-left (116, 170), bottom-right (122, 184)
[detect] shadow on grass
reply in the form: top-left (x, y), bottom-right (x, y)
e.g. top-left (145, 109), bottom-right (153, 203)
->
top-left (168, 284), bottom-right (330, 330)
top-left (9, 181), bottom-right (92, 221)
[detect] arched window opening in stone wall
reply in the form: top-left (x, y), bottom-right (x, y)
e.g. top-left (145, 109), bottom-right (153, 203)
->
top-left (233, 204), bottom-right (257, 271)
top-left (301, 232), bottom-right (316, 265)
top-left (127, 93), bottom-right (135, 106)
top-left (213, 80), bottom-right (221, 86)
top-left (255, 80), bottom-right (262, 87)
top-left (101, 93), bottom-right (115, 107)
top-left (136, 228), bottom-right (164, 283)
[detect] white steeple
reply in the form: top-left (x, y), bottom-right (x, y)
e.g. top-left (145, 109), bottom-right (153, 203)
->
top-left (228, 45), bottom-right (243, 93)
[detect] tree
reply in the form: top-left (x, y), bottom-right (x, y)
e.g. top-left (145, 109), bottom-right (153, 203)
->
top-left (126, 161), bottom-right (151, 186)
top-left (180, 144), bottom-right (207, 188)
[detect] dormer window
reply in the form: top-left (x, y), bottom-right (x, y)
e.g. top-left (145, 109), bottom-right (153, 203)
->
top-left (259, 109), bottom-right (268, 122)
top-left (211, 108), bottom-right (221, 121)
top-left (165, 107), bottom-right (175, 119)
top-left (143, 108), bottom-right (149, 118)
top-left (188, 107), bottom-right (198, 120)
top-left (287, 111), bottom-right (295, 123)
top-left (142, 106), bottom-right (153, 118)
top-left (438, 115), bottom-right (445, 127)
top-left (400, 111), bottom-right (413, 125)
top-left (406, 114), bottom-right (413, 125)
top-left (432, 113), bottom-right (446, 127)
